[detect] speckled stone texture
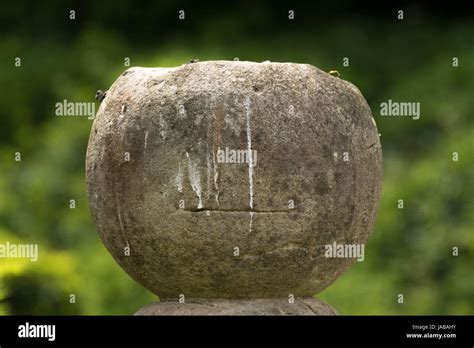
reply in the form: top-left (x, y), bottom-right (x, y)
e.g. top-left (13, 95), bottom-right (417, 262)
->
top-left (135, 298), bottom-right (337, 316)
top-left (86, 61), bottom-right (382, 300)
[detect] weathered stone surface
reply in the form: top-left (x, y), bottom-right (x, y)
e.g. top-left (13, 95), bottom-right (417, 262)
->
top-left (135, 298), bottom-right (337, 315)
top-left (86, 61), bottom-right (382, 299)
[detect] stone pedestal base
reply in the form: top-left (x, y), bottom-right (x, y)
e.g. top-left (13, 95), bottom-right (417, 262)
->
top-left (135, 298), bottom-right (337, 315)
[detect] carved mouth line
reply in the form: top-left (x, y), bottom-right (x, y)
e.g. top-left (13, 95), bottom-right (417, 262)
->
top-left (185, 208), bottom-right (293, 214)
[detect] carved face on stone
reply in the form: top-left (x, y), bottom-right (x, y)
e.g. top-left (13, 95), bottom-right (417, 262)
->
top-left (86, 61), bottom-right (382, 299)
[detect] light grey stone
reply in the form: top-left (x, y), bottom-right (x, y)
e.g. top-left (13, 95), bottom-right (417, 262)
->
top-left (86, 61), bottom-right (382, 299)
top-left (135, 298), bottom-right (337, 315)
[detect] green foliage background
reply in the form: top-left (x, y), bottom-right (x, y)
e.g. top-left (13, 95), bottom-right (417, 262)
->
top-left (0, 1), bottom-right (473, 314)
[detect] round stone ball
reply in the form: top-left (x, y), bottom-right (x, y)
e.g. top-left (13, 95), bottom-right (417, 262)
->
top-left (86, 61), bottom-right (382, 299)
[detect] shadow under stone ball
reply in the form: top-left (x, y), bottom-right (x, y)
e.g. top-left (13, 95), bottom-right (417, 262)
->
top-left (86, 61), bottom-right (383, 299)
